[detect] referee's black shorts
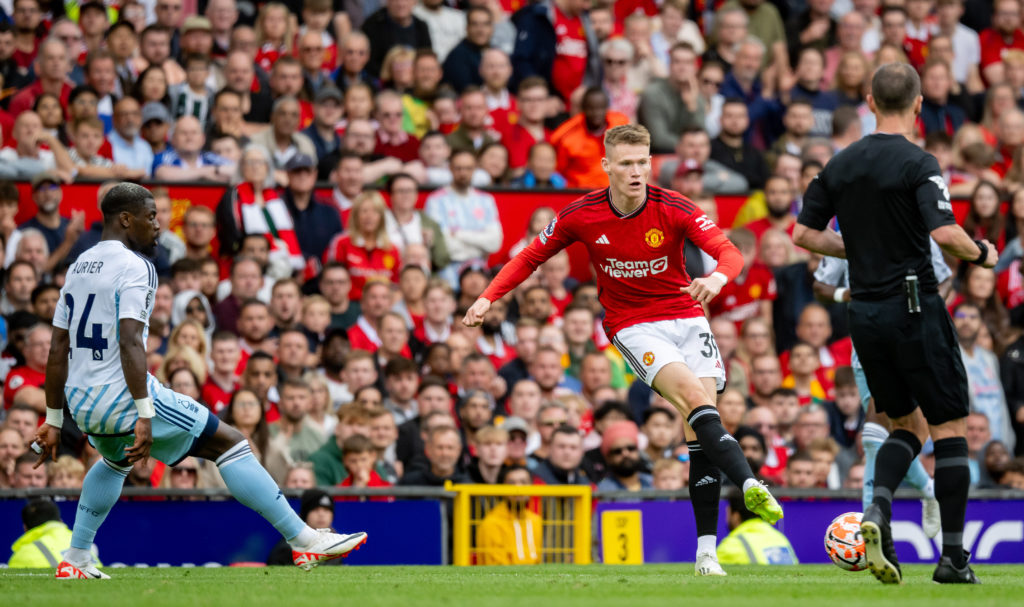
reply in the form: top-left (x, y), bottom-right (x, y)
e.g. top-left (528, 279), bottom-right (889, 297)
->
top-left (848, 292), bottom-right (969, 426)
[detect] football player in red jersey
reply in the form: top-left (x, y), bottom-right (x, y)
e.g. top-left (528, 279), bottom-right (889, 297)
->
top-left (464, 124), bottom-right (784, 576)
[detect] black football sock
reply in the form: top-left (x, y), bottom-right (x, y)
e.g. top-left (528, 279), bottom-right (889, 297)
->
top-left (687, 406), bottom-right (755, 488)
top-left (933, 437), bottom-right (970, 568)
top-left (687, 440), bottom-right (721, 543)
top-left (870, 429), bottom-right (922, 522)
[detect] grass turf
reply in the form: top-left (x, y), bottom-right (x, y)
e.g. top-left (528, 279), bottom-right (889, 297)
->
top-left (2, 564), bottom-right (1020, 607)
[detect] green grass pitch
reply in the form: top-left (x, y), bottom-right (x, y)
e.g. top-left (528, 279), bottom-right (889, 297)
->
top-left (2, 565), bottom-right (1022, 607)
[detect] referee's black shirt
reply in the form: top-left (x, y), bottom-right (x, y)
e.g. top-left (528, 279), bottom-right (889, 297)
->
top-left (797, 133), bottom-right (957, 300)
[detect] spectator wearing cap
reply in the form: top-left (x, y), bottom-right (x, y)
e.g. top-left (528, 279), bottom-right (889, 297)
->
top-left (671, 159), bottom-right (704, 200)
top-left (170, 53), bottom-right (216, 127)
top-left (109, 96), bottom-right (156, 177)
top-left (282, 153), bottom-right (343, 265)
top-left (9, 38), bottom-right (73, 118)
top-left (596, 420), bottom-right (653, 492)
top-left (179, 16), bottom-right (215, 65)
top-left (140, 101), bottom-right (173, 159)
top-left (550, 87), bottom-right (629, 189)
top-left (9, 498), bottom-right (102, 568)
top-left (502, 416), bottom-right (531, 466)
top-left (265, 489), bottom-right (342, 566)
top-left (424, 148), bottom-right (502, 287)
top-left (374, 90), bottom-right (420, 163)
top-left (638, 42), bottom-right (705, 154)
top-left (250, 96), bottom-right (318, 186)
top-left (0, 111), bottom-right (73, 182)
top-left (154, 116), bottom-right (233, 182)
top-left (361, 0), bottom-right (433, 79)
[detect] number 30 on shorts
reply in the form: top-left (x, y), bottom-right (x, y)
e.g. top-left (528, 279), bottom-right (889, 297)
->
top-left (698, 332), bottom-right (719, 359)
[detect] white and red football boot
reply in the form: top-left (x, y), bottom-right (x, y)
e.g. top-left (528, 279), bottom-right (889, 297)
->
top-left (292, 530), bottom-right (368, 571)
top-left (55, 560), bottom-right (110, 580)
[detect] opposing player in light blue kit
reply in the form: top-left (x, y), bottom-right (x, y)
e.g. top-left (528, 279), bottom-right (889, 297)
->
top-left (33, 183), bottom-right (366, 579)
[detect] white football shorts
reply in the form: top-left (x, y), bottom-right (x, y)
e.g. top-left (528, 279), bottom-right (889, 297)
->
top-left (611, 317), bottom-right (726, 391)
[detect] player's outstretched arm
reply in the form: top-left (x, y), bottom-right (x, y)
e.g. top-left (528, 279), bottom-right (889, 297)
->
top-left (463, 234), bottom-right (566, 326)
top-left (34, 327), bottom-right (71, 467)
top-left (120, 318), bottom-right (154, 465)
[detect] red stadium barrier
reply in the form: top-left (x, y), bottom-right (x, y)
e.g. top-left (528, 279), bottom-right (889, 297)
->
top-left (12, 181), bottom-right (978, 282)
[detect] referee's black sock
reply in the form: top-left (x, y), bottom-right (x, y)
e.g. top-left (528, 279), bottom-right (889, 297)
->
top-left (687, 441), bottom-right (721, 543)
top-left (933, 437), bottom-right (970, 569)
top-left (870, 429), bottom-right (922, 522)
top-left (687, 406), bottom-right (755, 488)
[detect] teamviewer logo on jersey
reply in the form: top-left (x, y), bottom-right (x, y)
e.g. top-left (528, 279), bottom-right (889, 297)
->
top-left (599, 256), bottom-right (669, 278)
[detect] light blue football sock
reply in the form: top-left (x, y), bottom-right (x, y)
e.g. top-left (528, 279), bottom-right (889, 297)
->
top-left (216, 441), bottom-right (307, 542)
top-left (861, 422), bottom-right (888, 512)
top-left (904, 456), bottom-right (934, 497)
top-left (70, 459), bottom-right (129, 551)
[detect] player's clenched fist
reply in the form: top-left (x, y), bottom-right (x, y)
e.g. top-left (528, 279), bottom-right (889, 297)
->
top-left (463, 297), bottom-right (491, 327)
top-left (682, 272), bottom-right (728, 305)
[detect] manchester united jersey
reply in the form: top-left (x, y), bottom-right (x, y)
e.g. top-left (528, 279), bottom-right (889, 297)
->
top-left (482, 185), bottom-right (743, 338)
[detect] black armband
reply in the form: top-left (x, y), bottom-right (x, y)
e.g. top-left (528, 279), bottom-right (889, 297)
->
top-left (971, 239), bottom-right (988, 266)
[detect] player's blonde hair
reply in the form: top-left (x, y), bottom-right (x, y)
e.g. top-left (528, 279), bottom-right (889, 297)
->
top-left (604, 124), bottom-right (651, 150)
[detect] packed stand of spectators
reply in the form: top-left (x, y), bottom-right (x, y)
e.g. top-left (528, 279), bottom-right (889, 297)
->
top-left (1, 0), bottom-right (1024, 497)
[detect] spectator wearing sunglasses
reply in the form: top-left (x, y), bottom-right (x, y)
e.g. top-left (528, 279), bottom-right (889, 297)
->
top-left (596, 420), bottom-right (653, 492)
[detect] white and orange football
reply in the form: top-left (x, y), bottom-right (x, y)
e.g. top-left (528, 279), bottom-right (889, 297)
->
top-left (824, 512), bottom-right (867, 571)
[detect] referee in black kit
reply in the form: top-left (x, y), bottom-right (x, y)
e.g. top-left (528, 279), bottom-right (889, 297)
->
top-left (793, 63), bottom-right (997, 586)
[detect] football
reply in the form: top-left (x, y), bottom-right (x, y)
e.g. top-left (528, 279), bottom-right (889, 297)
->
top-left (824, 512), bottom-right (867, 571)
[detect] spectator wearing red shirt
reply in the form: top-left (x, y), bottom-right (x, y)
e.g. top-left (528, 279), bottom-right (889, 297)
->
top-left (2, 324), bottom-right (49, 409)
top-left (480, 48), bottom-right (516, 134)
top-left (498, 77), bottom-right (551, 171)
top-left (348, 281), bottom-right (394, 353)
top-left (778, 303), bottom-right (851, 391)
top-left (203, 331), bottom-right (242, 415)
top-left (373, 90), bottom-right (420, 162)
top-left (10, 0), bottom-right (43, 70)
top-left (324, 192), bottom-right (401, 301)
top-left (745, 177), bottom-right (798, 248)
top-left (337, 434), bottom-right (394, 500)
top-left (981, 0), bottom-right (1024, 85)
top-left (709, 228), bottom-right (777, 333)
top-left (9, 38), bottom-right (73, 118)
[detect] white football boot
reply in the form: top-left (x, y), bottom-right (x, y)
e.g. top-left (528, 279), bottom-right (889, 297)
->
top-left (695, 551), bottom-right (727, 576)
top-left (292, 529), bottom-right (368, 571)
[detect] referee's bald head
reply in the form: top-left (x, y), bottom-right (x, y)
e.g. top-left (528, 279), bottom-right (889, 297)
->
top-left (870, 63), bottom-right (921, 114)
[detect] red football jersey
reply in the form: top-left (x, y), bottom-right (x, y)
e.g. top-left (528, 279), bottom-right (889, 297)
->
top-left (3, 365), bottom-right (45, 410)
top-left (551, 7), bottom-right (588, 102)
top-left (481, 186), bottom-right (743, 338)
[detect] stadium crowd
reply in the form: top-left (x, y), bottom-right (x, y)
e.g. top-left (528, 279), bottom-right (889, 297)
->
top-left (0, 0), bottom-right (1023, 500)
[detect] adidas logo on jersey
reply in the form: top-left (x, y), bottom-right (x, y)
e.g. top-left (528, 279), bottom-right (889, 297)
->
top-left (694, 475), bottom-right (718, 487)
top-left (595, 234), bottom-right (610, 244)
top-left (719, 434), bottom-right (738, 443)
